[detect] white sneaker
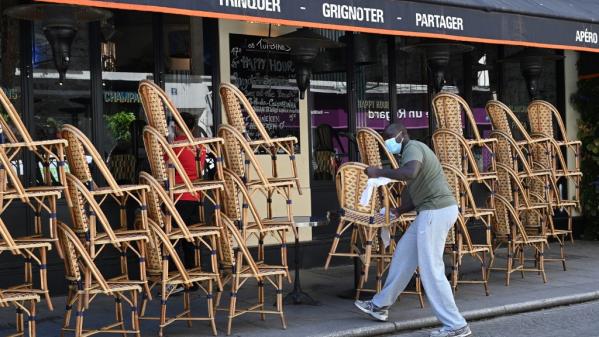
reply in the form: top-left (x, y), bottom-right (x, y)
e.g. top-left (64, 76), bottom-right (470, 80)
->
top-left (430, 325), bottom-right (472, 337)
top-left (354, 300), bottom-right (389, 322)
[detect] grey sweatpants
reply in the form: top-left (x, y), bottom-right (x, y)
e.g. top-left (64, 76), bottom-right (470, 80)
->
top-left (372, 204), bottom-right (466, 330)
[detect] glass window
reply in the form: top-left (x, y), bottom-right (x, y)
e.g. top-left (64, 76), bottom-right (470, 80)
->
top-left (0, 6), bottom-right (22, 176)
top-left (310, 30), bottom-right (347, 181)
top-left (101, 10), bottom-right (154, 183)
top-left (163, 15), bottom-right (216, 137)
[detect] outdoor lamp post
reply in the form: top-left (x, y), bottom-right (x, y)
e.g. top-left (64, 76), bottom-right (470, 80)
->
top-left (4, 4), bottom-right (112, 85)
top-left (266, 28), bottom-right (342, 99)
top-left (499, 48), bottom-right (563, 100)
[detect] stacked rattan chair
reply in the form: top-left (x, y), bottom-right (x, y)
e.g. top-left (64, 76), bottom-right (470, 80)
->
top-left (138, 80), bottom-right (227, 334)
top-left (60, 125), bottom-right (151, 292)
top-left (431, 93), bottom-right (497, 293)
top-left (528, 100), bottom-right (580, 246)
top-left (217, 207), bottom-right (288, 336)
top-left (0, 87), bottom-right (68, 312)
top-left (57, 222), bottom-right (143, 337)
top-left (219, 83), bottom-right (301, 194)
top-left (486, 101), bottom-right (568, 272)
top-left (354, 127), bottom-right (424, 305)
top-left (0, 288), bottom-right (40, 337)
top-left (324, 162), bottom-right (412, 302)
top-left (139, 210), bottom-right (220, 337)
top-left (441, 164), bottom-right (493, 295)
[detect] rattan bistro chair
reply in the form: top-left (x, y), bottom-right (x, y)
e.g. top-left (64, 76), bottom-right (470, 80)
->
top-left (139, 171), bottom-right (221, 282)
top-left (57, 222), bottom-right (143, 337)
top-left (60, 124), bottom-right (150, 228)
top-left (139, 219), bottom-right (219, 337)
top-left (0, 215), bottom-right (53, 311)
top-left (138, 80), bottom-right (225, 181)
top-left (0, 289), bottom-right (40, 337)
top-left (219, 83), bottom-right (301, 194)
top-left (488, 163), bottom-right (550, 285)
top-left (527, 100), bottom-right (582, 201)
top-left (221, 168), bottom-right (292, 275)
top-left (527, 100), bottom-right (581, 243)
top-left (65, 173), bottom-right (150, 295)
top-left (442, 164), bottom-right (493, 295)
top-left (217, 214), bottom-right (288, 336)
top-left (142, 125), bottom-right (224, 227)
top-left (218, 124), bottom-right (296, 221)
top-left (0, 87), bottom-right (67, 187)
top-left (324, 162), bottom-right (418, 301)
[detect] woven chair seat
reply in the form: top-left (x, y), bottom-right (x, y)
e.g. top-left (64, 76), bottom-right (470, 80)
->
top-left (341, 209), bottom-right (403, 227)
top-left (89, 184), bottom-right (149, 196)
top-left (237, 262), bottom-right (287, 278)
top-left (248, 136), bottom-right (297, 147)
top-left (0, 290), bottom-right (40, 303)
top-left (85, 281), bottom-right (143, 294)
top-left (171, 180), bottom-right (224, 194)
top-left (168, 226), bottom-right (220, 240)
top-left (94, 230), bottom-right (148, 245)
top-left (513, 235), bottom-right (547, 245)
top-left (1, 186), bottom-right (62, 199)
top-left (461, 207), bottom-right (494, 219)
top-left (165, 269), bottom-right (219, 285)
top-left (0, 139), bottom-right (67, 149)
top-left (0, 238), bottom-right (53, 251)
top-left (245, 177), bottom-right (296, 188)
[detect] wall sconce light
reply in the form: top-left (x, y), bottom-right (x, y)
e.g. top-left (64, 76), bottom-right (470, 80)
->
top-left (5, 4), bottom-right (112, 85)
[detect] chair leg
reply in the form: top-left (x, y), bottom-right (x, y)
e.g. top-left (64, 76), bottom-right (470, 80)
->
top-left (539, 244), bottom-right (547, 283)
top-left (258, 280), bottom-right (265, 321)
top-left (62, 288), bottom-right (76, 337)
top-left (184, 288), bottom-right (193, 328)
top-left (415, 271), bottom-right (425, 308)
top-left (559, 234), bottom-right (567, 271)
top-left (208, 280), bottom-right (217, 336)
top-left (39, 248), bottom-right (53, 311)
top-left (75, 295), bottom-right (84, 337)
top-left (506, 243), bottom-right (513, 286)
top-left (159, 285), bottom-right (167, 337)
top-left (324, 219), bottom-right (345, 269)
top-left (16, 303), bottom-right (24, 335)
top-left (227, 276), bottom-right (239, 336)
top-left (277, 274), bottom-right (287, 330)
top-left (131, 291), bottom-right (141, 337)
top-left (29, 299), bottom-right (37, 337)
top-left (481, 251), bottom-right (489, 296)
top-left (114, 297), bottom-right (126, 337)
top-left (519, 246), bottom-right (525, 279)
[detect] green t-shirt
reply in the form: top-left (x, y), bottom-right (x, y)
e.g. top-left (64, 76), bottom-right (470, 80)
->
top-left (400, 140), bottom-right (457, 211)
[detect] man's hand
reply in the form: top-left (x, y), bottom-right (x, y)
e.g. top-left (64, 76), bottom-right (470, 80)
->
top-left (365, 167), bottom-right (380, 178)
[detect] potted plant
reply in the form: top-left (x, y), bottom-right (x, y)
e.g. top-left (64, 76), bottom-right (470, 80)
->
top-left (105, 111), bottom-right (136, 183)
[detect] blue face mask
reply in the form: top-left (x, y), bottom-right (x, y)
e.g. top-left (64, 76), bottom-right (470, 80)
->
top-left (385, 137), bottom-right (404, 154)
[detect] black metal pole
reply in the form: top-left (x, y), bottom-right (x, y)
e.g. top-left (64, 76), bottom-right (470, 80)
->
top-left (388, 36), bottom-right (398, 124)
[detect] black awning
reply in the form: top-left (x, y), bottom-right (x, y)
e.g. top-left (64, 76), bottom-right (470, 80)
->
top-left (36, 0), bottom-right (599, 52)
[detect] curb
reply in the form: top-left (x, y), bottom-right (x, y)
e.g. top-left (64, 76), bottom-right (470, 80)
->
top-left (317, 291), bottom-right (599, 337)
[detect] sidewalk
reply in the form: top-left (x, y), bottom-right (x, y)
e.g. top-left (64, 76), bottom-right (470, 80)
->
top-left (2, 240), bottom-right (598, 337)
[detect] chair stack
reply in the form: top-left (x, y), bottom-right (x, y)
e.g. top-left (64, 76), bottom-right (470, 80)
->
top-left (528, 101), bottom-right (580, 252)
top-left (217, 83), bottom-right (294, 334)
top-left (56, 124), bottom-right (150, 336)
top-left (485, 101), bottom-right (553, 284)
top-left (138, 80), bottom-right (223, 336)
top-left (431, 93), bottom-right (496, 294)
top-left (0, 87), bottom-right (67, 319)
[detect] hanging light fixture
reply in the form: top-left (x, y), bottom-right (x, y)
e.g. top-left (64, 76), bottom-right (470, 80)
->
top-left (5, 4), bottom-right (112, 85)
top-left (313, 33), bottom-right (379, 74)
top-left (401, 41), bottom-right (474, 93)
top-left (499, 48), bottom-right (563, 100)
top-left (265, 28), bottom-right (342, 99)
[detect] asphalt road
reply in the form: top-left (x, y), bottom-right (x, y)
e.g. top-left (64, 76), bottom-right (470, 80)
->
top-left (389, 300), bottom-right (599, 337)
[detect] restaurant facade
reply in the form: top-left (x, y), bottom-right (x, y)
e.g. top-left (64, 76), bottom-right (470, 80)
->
top-left (1, 0), bottom-right (598, 290)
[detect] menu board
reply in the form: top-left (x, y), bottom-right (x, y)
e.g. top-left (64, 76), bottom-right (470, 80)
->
top-left (229, 33), bottom-right (300, 152)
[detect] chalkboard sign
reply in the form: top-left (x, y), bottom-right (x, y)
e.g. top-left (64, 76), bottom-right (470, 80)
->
top-left (229, 33), bottom-right (300, 153)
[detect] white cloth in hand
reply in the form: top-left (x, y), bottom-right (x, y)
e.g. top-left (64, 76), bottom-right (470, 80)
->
top-left (379, 207), bottom-right (396, 248)
top-left (359, 177), bottom-right (392, 206)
